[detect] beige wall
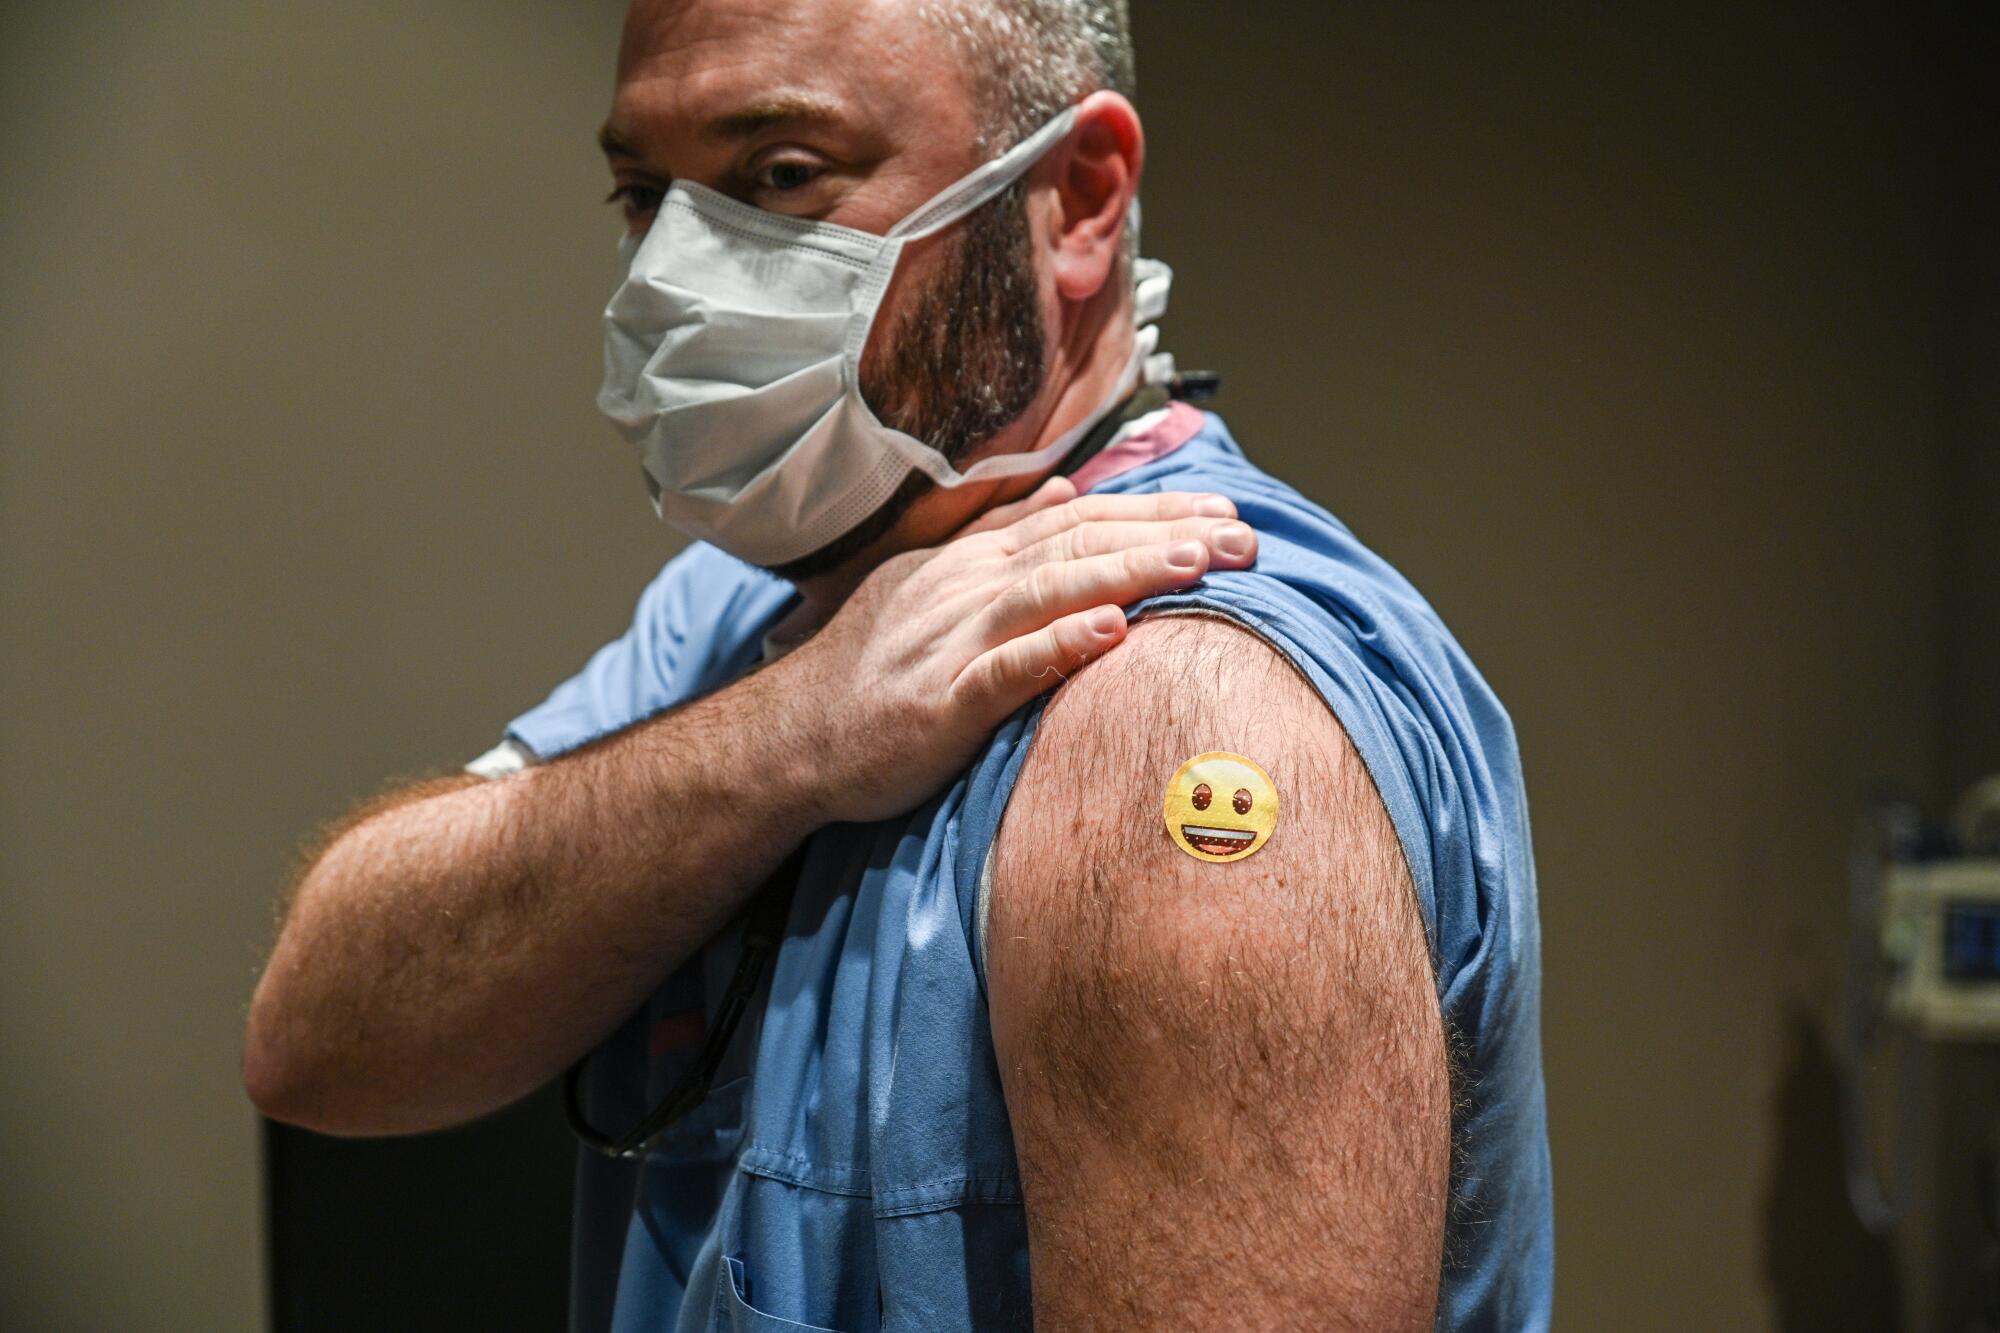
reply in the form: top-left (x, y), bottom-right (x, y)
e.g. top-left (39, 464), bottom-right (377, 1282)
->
top-left (0, 3), bottom-right (640, 1328)
top-left (0, 2), bottom-right (1974, 1329)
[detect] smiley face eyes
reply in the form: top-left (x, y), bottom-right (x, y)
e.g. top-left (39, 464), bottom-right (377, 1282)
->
top-left (1189, 783), bottom-right (1253, 815)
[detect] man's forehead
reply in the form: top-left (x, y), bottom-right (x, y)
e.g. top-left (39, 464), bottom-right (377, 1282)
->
top-left (612, 0), bottom-right (974, 144)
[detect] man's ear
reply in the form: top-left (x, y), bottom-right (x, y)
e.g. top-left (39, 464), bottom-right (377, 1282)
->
top-left (1046, 91), bottom-right (1143, 305)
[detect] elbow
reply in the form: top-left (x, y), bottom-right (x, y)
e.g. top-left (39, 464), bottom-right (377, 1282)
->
top-left (240, 1003), bottom-right (376, 1136)
top-left (241, 848), bottom-right (381, 1133)
top-left (241, 980), bottom-right (317, 1129)
top-left (241, 974), bottom-right (483, 1139)
top-left (241, 1046), bottom-right (296, 1126)
top-left (241, 962), bottom-right (352, 1134)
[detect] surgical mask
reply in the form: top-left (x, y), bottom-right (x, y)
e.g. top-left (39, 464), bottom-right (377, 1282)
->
top-left (597, 106), bottom-right (1174, 569)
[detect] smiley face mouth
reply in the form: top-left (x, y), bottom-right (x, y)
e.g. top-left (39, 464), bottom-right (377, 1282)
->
top-left (1180, 825), bottom-right (1256, 857)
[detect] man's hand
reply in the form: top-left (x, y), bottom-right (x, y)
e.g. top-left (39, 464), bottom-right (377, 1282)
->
top-left (988, 615), bottom-right (1450, 1331)
top-left (245, 483), bottom-right (1254, 1138)
top-left (778, 475), bottom-right (1257, 824)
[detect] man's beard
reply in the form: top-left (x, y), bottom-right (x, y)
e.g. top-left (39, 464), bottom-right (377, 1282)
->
top-left (764, 180), bottom-right (1046, 584)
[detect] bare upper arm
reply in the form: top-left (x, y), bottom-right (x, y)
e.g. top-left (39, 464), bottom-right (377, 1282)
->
top-left (988, 613), bottom-right (1449, 1331)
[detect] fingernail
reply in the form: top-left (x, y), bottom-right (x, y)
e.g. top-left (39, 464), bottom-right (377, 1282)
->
top-left (1192, 495), bottom-right (1234, 517)
top-left (1088, 607), bottom-right (1122, 636)
top-left (1166, 541), bottom-right (1205, 571)
top-left (1212, 522), bottom-right (1252, 559)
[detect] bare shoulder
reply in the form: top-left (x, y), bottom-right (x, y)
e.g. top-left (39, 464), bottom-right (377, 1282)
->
top-left (988, 612), bottom-right (1449, 1331)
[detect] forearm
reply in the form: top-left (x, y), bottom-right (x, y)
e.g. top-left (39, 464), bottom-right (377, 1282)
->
top-left (244, 664), bottom-right (821, 1136)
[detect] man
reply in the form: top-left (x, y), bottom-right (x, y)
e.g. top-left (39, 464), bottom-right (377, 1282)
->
top-left (244, 0), bottom-right (1553, 1328)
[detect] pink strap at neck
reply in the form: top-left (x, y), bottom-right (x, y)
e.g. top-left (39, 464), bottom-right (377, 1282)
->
top-left (1070, 400), bottom-right (1207, 494)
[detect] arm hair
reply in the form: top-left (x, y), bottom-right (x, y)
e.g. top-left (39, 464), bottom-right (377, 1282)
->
top-left (988, 613), bottom-right (1450, 1331)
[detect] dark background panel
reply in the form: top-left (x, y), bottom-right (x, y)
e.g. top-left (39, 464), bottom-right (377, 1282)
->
top-left (263, 1087), bottom-right (574, 1331)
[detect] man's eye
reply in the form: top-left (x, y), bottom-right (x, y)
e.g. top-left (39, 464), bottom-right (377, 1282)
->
top-left (754, 159), bottom-right (823, 193)
top-left (604, 183), bottom-right (664, 220)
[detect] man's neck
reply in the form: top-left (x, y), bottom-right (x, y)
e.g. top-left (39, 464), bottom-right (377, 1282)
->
top-left (784, 307), bottom-right (1139, 629)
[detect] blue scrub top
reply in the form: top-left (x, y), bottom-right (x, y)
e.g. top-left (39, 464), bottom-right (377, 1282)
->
top-left (504, 409), bottom-right (1554, 1332)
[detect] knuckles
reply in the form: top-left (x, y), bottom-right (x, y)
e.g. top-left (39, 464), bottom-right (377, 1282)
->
top-left (1022, 561), bottom-right (1064, 607)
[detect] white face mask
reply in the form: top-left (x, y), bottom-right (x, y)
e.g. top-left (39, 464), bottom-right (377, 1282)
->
top-left (597, 106), bottom-right (1174, 569)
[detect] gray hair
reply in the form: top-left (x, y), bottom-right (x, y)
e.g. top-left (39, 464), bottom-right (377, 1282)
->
top-left (919, 0), bottom-right (1137, 151)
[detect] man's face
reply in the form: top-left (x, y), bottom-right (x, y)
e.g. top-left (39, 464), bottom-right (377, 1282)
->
top-left (601, 0), bottom-right (1053, 579)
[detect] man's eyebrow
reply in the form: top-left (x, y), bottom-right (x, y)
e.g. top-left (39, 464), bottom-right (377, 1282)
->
top-left (596, 94), bottom-right (847, 160)
top-left (596, 120), bottom-right (652, 159)
top-left (597, 122), bottom-right (641, 160)
top-left (701, 94), bottom-right (846, 143)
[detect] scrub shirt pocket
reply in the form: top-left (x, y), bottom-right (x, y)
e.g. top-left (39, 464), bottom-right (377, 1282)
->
top-left (714, 1253), bottom-right (849, 1333)
top-left (710, 799), bottom-right (1033, 1331)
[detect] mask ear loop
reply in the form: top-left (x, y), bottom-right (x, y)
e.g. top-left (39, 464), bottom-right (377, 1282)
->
top-left (834, 106), bottom-right (1084, 387)
top-left (886, 107), bottom-right (1083, 245)
top-left (841, 107), bottom-right (1166, 490)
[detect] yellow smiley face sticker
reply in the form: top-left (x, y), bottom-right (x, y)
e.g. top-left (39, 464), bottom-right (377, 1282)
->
top-left (1163, 752), bottom-right (1279, 862)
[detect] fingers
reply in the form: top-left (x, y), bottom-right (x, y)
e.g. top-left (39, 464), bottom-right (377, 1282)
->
top-left (928, 485), bottom-right (1256, 730)
top-left (988, 489), bottom-right (1237, 555)
top-left (950, 605), bottom-right (1128, 719)
top-left (1014, 516), bottom-right (1257, 569)
top-left (953, 474), bottom-right (1077, 539)
top-left (971, 531), bottom-right (1245, 645)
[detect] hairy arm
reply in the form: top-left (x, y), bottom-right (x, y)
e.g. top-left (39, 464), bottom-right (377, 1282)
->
top-left (989, 615), bottom-right (1449, 1331)
top-left (243, 665), bottom-right (823, 1136)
